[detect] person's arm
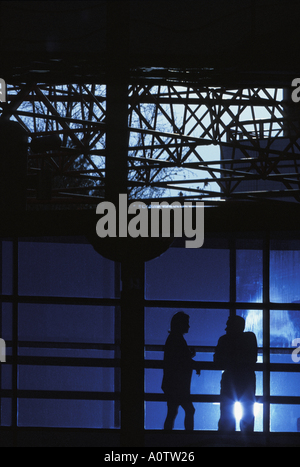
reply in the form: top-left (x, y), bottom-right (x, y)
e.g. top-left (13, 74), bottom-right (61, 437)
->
top-left (178, 341), bottom-right (202, 376)
top-left (214, 337), bottom-right (226, 368)
top-left (189, 347), bottom-right (201, 375)
top-left (244, 333), bottom-right (258, 370)
top-left (192, 360), bottom-right (201, 376)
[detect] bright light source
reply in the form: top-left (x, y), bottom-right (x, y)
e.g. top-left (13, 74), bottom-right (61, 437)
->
top-left (254, 402), bottom-right (262, 417)
top-left (234, 402), bottom-right (243, 422)
top-left (235, 401), bottom-right (262, 429)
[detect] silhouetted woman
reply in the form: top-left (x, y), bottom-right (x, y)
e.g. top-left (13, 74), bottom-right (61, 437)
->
top-left (162, 312), bottom-right (201, 431)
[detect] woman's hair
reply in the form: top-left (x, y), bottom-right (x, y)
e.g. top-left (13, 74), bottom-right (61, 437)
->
top-left (170, 311), bottom-right (190, 333)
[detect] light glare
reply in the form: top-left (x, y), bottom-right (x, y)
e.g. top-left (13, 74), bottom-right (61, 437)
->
top-left (234, 402), bottom-right (243, 422)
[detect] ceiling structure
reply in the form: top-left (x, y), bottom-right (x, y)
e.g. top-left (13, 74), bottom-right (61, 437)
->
top-left (1, 1), bottom-right (300, 208)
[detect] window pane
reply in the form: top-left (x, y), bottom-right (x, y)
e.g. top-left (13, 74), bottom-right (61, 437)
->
top-left (270, 353), bottom-right (294, 364)
top-left (145, 308), bottom-right (229, 347)
top-left (271, 405), bottom-right (300, 432)
top-left (19, 366), bottom-right (115, 392)
top-left (145, 351), bottom-right (164, 361)
top-left (18, 399), bottom-right (117, 428)
top-left (256, 371), bottom-right (263, 397)
top-left (144, 370), bottom-right (224, 396)
top-left (18, 240), bottom-right (116, 298)
top-left (145, 402), bottom-right (220, 430)
top-left (270, 311), bottom-right (299, 348)
top-left (19, 304), bottom-right (115, 344)
top-left (271, 372), bottom-right (300, 397)
top-left (270, 250), bottom-right (300, 303)
top-left (191, 371), bottom-right (222, 396)
top-left (145, 369), bottom-right (163, 394)
top-left (236, 250), bottom-right (263, 302)
top-left (146, 248), bottom-right (230, 301)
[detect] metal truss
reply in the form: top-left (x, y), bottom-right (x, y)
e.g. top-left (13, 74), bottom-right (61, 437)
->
top-left (1, 81), bottom-right (300, 208)
top-left (1, 83), bottom-right (107, 207)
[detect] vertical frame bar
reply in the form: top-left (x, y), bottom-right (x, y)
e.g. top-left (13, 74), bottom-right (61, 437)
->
top-left (263, 234), bottom-right (270, 435)
top-left (12, 237), bottom-right (18, 445)
top-left (114, 262), bottom-right (121, 429)
top-left (105, 0), bottom-right (130, 204)
top-left (230, 237), bottom-right (236, 317)
top-left (121, 259), bottom-right (145, 447)
top-left (0, 239), bottom-right (2, 427)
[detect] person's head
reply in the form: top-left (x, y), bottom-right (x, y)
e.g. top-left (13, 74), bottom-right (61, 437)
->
top-left (170, 312), bottom-right (190, 335)
top-left (225, 316), bottom-right (245, 335)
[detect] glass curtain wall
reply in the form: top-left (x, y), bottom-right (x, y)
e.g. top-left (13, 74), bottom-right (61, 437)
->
top-left (1, 233), bottom-right (300, 433)
top-left (0, 237), bottom-right (121, 429)
top-left (145, 234), bottom-right (300, 433)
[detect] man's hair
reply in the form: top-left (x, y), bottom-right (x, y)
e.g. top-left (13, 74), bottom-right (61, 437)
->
top-left (170, 311), bottom-right (190, 333)
top-left (226, 315), bottom-right (245, 333)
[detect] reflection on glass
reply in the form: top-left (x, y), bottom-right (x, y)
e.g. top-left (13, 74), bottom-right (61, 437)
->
top-left (271, 405), bottom-right (300, 432)
top-left (270, 250), bottom-right (300, 303)
top-left (236, 250), bottom-right (263, 303)
top-left (270, 311), bottom-right (299, 348)
top-left (237, 310), bottom-right (263, 348)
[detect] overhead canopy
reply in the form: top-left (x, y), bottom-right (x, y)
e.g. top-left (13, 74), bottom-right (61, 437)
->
top-left (1, 0), bottom-right (300, 86)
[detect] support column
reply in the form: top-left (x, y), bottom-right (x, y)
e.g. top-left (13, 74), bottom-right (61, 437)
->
top-left (105, 1), bottom-right (145, 447)
top-left (121, 259), bottom-right (145, 447)
top-left (105, 79), bottom-right (129, 204)
top-left (12, 237), bottom-right (18, 447)
top-left (105, 0), bottom-right (130, 204)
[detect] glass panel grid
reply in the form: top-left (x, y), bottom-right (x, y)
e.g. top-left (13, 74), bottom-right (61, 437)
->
top-left (0, 237), bottom-right (121, 429)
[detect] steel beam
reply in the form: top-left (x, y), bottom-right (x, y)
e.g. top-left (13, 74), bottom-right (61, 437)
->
top-left (1, 80), bottom-right (300, 205)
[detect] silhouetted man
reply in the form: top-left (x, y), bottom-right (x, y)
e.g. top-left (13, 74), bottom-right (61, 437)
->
top-left (162, 312), bottom-right (201, 431)
top-left (214, 316), bottom-right (257, 432)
